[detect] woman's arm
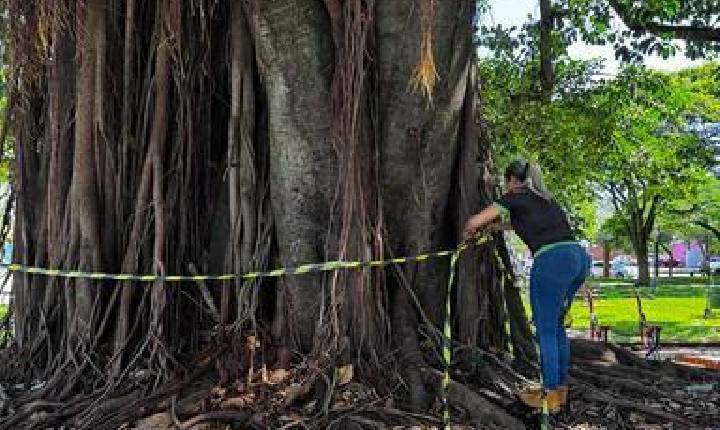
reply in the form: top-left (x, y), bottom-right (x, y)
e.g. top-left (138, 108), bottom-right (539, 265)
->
top-left (463, 205), bottom-right (502, 239)
top-left (488, 221), bottom-right (513, 232)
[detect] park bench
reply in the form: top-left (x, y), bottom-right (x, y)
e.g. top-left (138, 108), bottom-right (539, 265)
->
top-left (634, 285), bottom-right (661, 359)
top-left (582, 285), bottom-right (612, 343)
top-left (589, 323), bottom-right (611, 343)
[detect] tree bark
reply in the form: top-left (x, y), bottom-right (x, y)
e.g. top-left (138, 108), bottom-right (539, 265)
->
top-left (603, 242), bottom-right (611, 278)
top-left (636, 235), bottom-right (650, 284)
top-left (375, 0), bottom-right (478, 406)
top-left (4, 2), bottom-right (525, 422)
top-left (228, 0), bottom-right (257, 323)
top-left (627, 211), bottom-right (650, 285)
top-left (539, 0), bottom-right (554, 100)
top-left (251, 0), bottom-right (336, 353)
top-left (148, 1), bottom-right (172, 368)
top-left (71, 0), bottom-right (105, 338)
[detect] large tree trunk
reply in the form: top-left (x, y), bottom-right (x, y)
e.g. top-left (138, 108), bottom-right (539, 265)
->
top-left (636, 238), bottom-right (650, 284)
top-left (628, 208), bottom-right (652, 285)
top-left (71, 0), bottom-right (105, 341)
top-left (603, 242), bottom-right (611, 278)
top-left (374, 0), bottom-right (478, 406)
top-left (4, 4), bottom-right (719, 429)
top-left (148, 0), bottom-right (172, 370)
top-left (2, 0), bottom-right (525, 425)
top-left (251, 0), bottom-right (336, 354)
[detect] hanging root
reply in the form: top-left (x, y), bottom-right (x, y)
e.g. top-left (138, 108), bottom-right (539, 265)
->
top-left (409, 0), bottom-right (439, 104)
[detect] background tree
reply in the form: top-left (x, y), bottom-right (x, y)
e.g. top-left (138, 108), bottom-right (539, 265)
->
top-left (598, 214), bottom-right (633, 253)
top-left (661, 175), bottom-right (720, 269)
top-left (665, 175), bottom-right (720, 241)
top-left (584, 66), bottom-right (715, 285)
top-left (479, 14), bottom-right (718, 285)
top-left (481, 1), bottom-right (720, 114)
top-left (579, 0), bottom-right (720, 60)
top-left (478, 41), bottom-right (606, 234)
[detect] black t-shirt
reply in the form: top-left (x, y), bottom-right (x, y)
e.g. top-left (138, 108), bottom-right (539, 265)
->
top-left (494, 187), bottom-right (575, 254)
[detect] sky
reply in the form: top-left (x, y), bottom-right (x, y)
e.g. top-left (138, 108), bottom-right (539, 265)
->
top-left (483, 0), bottom-right (705, 75)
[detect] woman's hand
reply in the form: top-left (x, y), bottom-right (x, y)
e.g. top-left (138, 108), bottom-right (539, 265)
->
top-left (463, 214), bottom-right (484, 240)
top-left (463, 205), bottom-right (502, 240)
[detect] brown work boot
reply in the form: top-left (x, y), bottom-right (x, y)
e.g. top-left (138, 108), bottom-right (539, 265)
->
top-left (518, 383), bottom-right (543, 405)
top-left (557, 385), bottom-right (568, 406)
top-left (519, 386), bottom-right (565, 413)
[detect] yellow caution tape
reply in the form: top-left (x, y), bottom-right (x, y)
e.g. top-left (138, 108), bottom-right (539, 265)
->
top-left (1, 234), bottom-right (505, 428)
top-left (0, 237), bottom-right (489, 283)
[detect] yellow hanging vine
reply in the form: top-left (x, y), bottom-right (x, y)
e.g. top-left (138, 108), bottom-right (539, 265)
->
top-left (409, 0), bottom-right (438, 105)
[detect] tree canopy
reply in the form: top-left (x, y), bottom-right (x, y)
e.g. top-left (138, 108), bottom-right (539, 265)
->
top-left (479, 8), bottom-right (720, 281)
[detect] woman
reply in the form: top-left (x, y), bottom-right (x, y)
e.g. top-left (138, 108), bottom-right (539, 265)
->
top-left (464, 160), bottom-right (590, 412)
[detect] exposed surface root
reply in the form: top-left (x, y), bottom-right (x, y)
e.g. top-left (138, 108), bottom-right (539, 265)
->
top-left (1, 340), bottom-right (717, 429)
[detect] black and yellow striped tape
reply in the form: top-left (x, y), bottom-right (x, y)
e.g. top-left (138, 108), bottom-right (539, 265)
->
top-left (442, 246), bottom-right (462, 429)
top-left (1, 235), bottom-right (504, 429)
top-left (0, 244), bottom-right (477, 283)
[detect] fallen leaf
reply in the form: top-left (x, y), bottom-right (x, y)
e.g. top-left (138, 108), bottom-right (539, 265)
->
top-left (335, 364), bottom-right (353, 386)
top-left (268, 368), bottom-right (290, 384)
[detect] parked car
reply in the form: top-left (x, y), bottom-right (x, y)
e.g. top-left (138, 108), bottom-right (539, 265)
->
top-left (709, 257), bottom-right (720, 275)
top-left (590, 261), bottom-right (605, 278)
top-left (611, 260), bottom-right (627, 278)
top-left (625, 264), bottom-right (639, 279)
top-left (610, 260), bottom-right (638, 279)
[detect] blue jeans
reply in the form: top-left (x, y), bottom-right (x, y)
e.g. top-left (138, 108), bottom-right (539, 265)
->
top-left (530, 243), bottom-right (590, 390)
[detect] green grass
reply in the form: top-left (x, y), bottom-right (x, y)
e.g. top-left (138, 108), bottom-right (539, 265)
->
top-left (0, 305), bottom-right (5, 319)
top-left (524, 283), bottom-right (720, 342)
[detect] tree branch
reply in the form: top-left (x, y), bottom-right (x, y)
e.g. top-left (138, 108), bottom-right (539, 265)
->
top-left (694, 220), bottom-right (720, 241)
top-left (643, 195), bottom-right (660, 236)
top-left (608, 0), bottom-right (720, 43)
top-left (606, 182), bottom-right (627, 212)
top-left (539, 0), bottom-right (554, 100)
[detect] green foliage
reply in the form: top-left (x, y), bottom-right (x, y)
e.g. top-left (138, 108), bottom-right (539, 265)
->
top-left (480, 44), bottom-right (718, 248)
top-left (589, 65), bottom-right (714, 207)
top-left (598, 212), bottom-right (631, 250)
top-left (478, 1), bottom-right (720, 263)
top-left (478, 54), bottom-right (608, 237)
top-left (660, 175), bottom-right (720, 243)
top-left (0, 64), bottom-right (9, 185)
top-left (557, 0), bottom-right (720, 60)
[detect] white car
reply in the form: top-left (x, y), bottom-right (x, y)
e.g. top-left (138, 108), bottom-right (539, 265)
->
top-left (624, 264), bottom-right (639, 279)
top-left (709, 257), bottom-right (720, 275)
top-left (590, 261), bottom-right (605, 277)
top-left (610, 260), bottom-right (638, 279)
